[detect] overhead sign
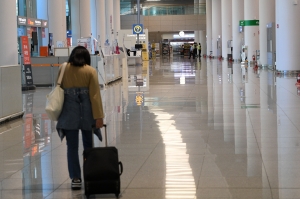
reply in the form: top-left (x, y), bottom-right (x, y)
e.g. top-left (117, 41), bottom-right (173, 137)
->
top-left (239, 20), bottom-right (259, 26)
top-left (17, 16), bottom-right (27, 26)
top-left (17, 16), bottom-right (48, 28)
top-left (27, 18), bottom-right (35, 26)
top-left (41, 20), bottom-right (48, 28)
top-left (34, 19), bottom-right (42, 27)
top-left (133, 24), bottom-right (143, 34)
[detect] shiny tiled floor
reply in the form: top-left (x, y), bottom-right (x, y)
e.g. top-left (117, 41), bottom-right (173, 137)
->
top-left (1, 56), bottom-right (300, 198)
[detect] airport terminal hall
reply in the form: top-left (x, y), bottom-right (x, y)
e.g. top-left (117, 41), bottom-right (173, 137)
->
top-left (1, 0), bottom-right (300, 198)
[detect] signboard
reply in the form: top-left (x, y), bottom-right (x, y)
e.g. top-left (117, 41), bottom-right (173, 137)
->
top-left (27, 18), bottom-right (35, 26)
top-left (21, 36), bottom-right (33, 85)
top-left (34, 19), bottom-right (42, 27)
top-left (136, 78), bottom-right (143, 86)
top-left (239, 20), bottom-right (259, 26)
top-left (17, 16), bottom-right (48, 27)
top-left (135, 92), bottom-right (144, 106)
top-left (17, 16), bottom-right (27, 26)
top-left (133, 24), bottom-right (143, 34)
top-left (41, 20), bottom-right (48, 28)
top-left (67, 30), bottom-right (72, 38)
top-left (77, 37), bottom-right (92, 52)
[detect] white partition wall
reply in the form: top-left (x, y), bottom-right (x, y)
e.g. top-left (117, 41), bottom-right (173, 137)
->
top-left (0, 1), bottom-right (23, 122)
top-left (0, 66), bottom-right (23, 122)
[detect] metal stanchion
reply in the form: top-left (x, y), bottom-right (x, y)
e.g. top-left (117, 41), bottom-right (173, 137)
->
top-left (51, 64), bottom-right (54, 87)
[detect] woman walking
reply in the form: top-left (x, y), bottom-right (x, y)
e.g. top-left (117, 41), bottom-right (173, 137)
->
top-left (56, 46), bottom-right (104, 190)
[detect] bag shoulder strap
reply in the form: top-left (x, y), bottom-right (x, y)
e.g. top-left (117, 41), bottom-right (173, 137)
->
top-left (57, 62), bottom-right (67, 85)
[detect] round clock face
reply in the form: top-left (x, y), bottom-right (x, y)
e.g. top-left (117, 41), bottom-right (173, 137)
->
top-left (179, 31), bottom-right (185, 37)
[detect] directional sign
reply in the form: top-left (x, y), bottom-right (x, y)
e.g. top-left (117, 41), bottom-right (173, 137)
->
top-left (239, 20), bottom-right (259, 26)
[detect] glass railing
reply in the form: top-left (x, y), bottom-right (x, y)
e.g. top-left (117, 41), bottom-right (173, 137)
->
top-left (121, 4), bottom-right (206, 16)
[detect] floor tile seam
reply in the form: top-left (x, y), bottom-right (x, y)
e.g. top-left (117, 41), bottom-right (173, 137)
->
top-left (279, 111), bottom-right (300, 133)
top-left (196, 154), bottom-right (206, 189)
top-left (50, 177), bottom-right (69, 197)
top-left (123, 137), bottom-right (164, 190)
top-left (0, 140), bottom-right (24, 154)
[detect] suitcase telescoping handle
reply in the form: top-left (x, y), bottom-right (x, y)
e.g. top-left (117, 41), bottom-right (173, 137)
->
top-left (92, 124), bottom-right (108, 147)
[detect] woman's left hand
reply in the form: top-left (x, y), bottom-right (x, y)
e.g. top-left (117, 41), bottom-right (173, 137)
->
top-left (95, 118), bottom-right (104, 128)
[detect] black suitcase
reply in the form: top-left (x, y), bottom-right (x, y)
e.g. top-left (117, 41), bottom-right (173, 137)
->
top-left (83, 125), bottom-right (123, 198)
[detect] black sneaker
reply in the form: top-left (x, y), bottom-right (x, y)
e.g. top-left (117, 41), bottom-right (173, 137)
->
top-left (71, 178), bottom-right (82, 190)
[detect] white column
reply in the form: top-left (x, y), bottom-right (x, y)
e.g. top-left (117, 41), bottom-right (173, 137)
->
top-left (71, 0), bottom-right (91, 45)
top-left (199, 30), bottom-right (206, 55)
top-left (95, 0), bottom-right (106, 48)
top-left (91, 0), bottom-right (97, 42)
top-left (212, 0), bottom-right (221, 57)
top-left (48, 0), bottom-right (66, 47)
top-left (244, 0), bottom-right (259, 60)
top-left (206, 0), bottom-right (212, 55)
top-left (232, 0), bottom-right (244, 60)
top-left (194, 0), bottom-right (199, 14)
top-left (105, 0), bottom-right (114, 44)
top-left (259, 0), bottom-right (275, 66)
top-left (276, 0), bottom-right (300, 71)
top-left (0, 0), bottom-right (18, 66)
top-left (222, 0), bottom-right (232, 59)
top-left (114, 0), bottom-right (121, 39)
top-left (194, 31), bottom-right (199, 44)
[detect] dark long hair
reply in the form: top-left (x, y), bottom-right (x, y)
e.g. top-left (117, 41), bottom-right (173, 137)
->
top-left (68, 46), bottom-right (91, 67)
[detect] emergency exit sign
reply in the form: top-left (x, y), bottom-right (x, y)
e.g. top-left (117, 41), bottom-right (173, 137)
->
top-left (239, 20), bottom-right (259, 26)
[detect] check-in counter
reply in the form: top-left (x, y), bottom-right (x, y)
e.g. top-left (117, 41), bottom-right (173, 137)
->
top-left (0, 65), bottom-right (24, 123)
top-left (30, 54), bottom-right (124, 87)
top-left (30, 57), bottom-right (68, 86)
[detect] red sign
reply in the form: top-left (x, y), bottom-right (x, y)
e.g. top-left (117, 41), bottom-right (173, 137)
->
top-left (21, 36), bottom-right (31, 65)
top-left (67, 38), bottom-right (71, 47)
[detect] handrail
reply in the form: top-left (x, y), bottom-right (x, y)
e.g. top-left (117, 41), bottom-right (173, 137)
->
top-left (121, 3), bottom-right (206, 16)
top-left (31, 63), bottom-right (61, 67)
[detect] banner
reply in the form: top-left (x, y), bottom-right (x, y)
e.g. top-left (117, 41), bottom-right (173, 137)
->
top-left (21, 36), bottom-right (34, 85)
